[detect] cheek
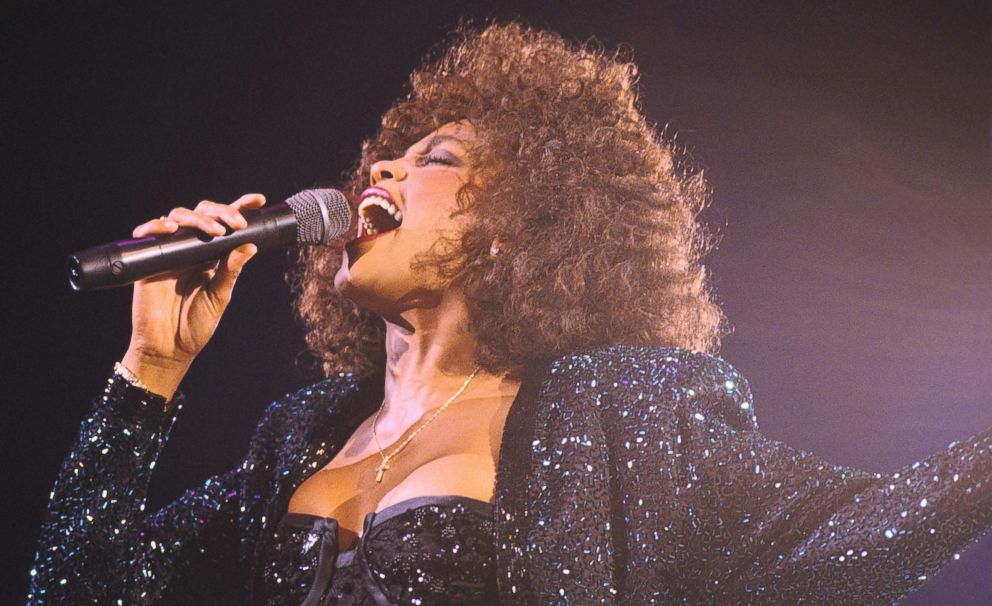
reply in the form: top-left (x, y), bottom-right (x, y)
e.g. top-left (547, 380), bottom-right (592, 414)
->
top-left (414, 205), bottom-right (457, 228)
top-left (429, 203), bottom-right (470, 232)
top-left (404, 180), bottom-right (465, 225)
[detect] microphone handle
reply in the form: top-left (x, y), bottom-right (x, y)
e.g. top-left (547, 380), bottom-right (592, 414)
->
top-left (68, 205), bottom-right (297, 291)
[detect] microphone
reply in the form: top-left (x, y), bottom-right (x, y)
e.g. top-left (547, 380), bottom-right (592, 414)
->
top-left (67, 189), bottom-right (352, 291)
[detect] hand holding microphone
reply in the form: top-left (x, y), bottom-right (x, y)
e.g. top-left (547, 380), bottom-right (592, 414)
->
top-left (69, 189), bottom-right (351, 399)
top-left (68, 188), bottom-right (351, 291)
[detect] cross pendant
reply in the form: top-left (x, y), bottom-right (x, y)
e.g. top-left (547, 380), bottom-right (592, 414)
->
top-left (375, 460), bottom-right (389, 483)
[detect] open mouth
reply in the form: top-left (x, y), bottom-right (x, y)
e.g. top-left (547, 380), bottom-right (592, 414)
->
top-left (355, 190), bottom-right (403, 241)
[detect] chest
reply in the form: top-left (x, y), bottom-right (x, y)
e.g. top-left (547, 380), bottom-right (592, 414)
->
top-left (285, 394), bottom-right (514, 548)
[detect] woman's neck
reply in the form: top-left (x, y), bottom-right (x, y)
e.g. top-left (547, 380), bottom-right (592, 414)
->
top-left (379, 293), bottom-right (512, 428)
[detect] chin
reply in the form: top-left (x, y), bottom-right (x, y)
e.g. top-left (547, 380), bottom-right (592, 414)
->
top-left (334, 255), bottom-right (396, 319)
top-left (334, 260), bottom-right (376, 306)
top-left (334, 239), bottom-right (447, 320)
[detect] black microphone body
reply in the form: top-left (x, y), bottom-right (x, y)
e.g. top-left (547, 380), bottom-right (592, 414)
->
top-left (68, 189), bottom-right (350, 291)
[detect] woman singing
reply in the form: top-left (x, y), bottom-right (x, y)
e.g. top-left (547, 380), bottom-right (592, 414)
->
top-left (29, 22), bottom-right (992, 605)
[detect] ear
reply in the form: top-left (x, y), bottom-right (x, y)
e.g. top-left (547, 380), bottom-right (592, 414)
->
top-left (489, 237), bottom-right (509, 257)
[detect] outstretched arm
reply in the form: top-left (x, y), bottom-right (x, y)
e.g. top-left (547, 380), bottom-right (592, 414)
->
top-left (646, 353), bottom-right (992, 605)
top-left (688, 414), bottom-right (992, 605)
top-left (597, 348), bottom-right (992, 605)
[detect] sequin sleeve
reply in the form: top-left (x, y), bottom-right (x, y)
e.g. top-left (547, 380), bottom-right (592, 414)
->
top-left (27, 373), bottom-right (246, 605)
top-left (634, 352), bottom-right (992, 605)
top-left (532, 346), bottom-right (992, 604)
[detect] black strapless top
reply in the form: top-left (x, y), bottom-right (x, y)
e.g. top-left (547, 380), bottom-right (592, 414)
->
top-left (265, 495), bottom-right (497, 605)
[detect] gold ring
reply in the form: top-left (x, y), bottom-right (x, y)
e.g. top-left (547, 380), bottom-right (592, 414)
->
top-left (159, 215), bottom-right (168, 221)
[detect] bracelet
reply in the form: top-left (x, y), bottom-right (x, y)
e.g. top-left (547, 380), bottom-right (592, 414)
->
top-left (113, 361), bottom-right (151, 392)
top-left (106, 363), bottom-right (171, 422)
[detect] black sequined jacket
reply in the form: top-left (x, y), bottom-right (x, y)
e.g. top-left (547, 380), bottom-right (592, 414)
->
top-left (29, 345), bottom-right (992, 604)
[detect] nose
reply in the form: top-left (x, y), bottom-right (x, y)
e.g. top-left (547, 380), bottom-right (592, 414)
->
top-left (370, 159), bottom-right (407, 185)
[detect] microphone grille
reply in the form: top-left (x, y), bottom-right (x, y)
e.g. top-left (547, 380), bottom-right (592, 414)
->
top-left (285, 189), bottom-right (353, 244)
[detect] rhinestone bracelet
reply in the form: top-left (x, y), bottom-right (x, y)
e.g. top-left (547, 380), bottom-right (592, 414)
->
top-left (113, 361), bottom-right (151, 392)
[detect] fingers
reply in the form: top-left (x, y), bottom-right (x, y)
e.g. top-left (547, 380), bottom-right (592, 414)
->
top-left (167, 207), bottom-right (228, 236)
top-left (208, 243), bottom-right (258, 307)
top-left (134, 193), bottom-right (266, 238)
top-left (133, 217), bottom-right (179, 238)
top-left (231, 192), bottom-right (266, 211)
top-left (225, 243), bottom-right (259, 276)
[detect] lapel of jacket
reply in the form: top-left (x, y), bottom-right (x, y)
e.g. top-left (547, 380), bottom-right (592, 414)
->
top-left (494, 353), bottom-right (619, 604)
top-left (494, 359), bottom-right (549, 603)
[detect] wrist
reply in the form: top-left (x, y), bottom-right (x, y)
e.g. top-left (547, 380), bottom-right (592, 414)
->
top-left (121, 348), bottom-right (192, 400)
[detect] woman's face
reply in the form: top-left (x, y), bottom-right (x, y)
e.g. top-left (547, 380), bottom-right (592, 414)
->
top-left (334, 121), bottom-right (477, 320)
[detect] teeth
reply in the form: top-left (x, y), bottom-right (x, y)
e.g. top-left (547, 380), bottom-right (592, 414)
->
top-left (358, 194), bottom-right (402, 237)
top-left (358, 195), bottom-right (402, 220)
top-left (360, 216), bottom-right (377, 236)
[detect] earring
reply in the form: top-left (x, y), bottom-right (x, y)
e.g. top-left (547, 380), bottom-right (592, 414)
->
top-left (489, 243), bottom-right (501, 257)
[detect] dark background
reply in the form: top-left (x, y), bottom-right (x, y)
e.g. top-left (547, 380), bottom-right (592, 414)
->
top-left (3, 1), bottom-right (990, 604)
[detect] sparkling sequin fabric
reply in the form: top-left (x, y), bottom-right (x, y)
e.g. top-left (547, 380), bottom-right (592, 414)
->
top-left (267, 496), bottom-right (496, 605)
top-left (29, 345), bottom-right (992, 605)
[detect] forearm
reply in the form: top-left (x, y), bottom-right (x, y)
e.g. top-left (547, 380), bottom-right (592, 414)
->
top-left (28, 372), bottom-right (179, 604)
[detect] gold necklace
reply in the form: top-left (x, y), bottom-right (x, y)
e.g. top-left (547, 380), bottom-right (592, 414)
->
top-left (372, 366), bottom-right (482, 483)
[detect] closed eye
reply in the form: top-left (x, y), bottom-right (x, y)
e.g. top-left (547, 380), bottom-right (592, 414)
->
top-left (418, 152), bottom-right (458, 167)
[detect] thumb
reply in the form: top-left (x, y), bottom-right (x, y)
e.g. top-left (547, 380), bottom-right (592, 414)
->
top-left (210, 243), bottom-right (258, 299)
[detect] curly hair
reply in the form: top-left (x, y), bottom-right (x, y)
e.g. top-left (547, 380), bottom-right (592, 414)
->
top-left (290, 21), bottom-right (726, 377)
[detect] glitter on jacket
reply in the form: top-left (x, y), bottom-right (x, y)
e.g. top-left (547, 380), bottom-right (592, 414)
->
top-left (28, 345), bottom-right (992, 604)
